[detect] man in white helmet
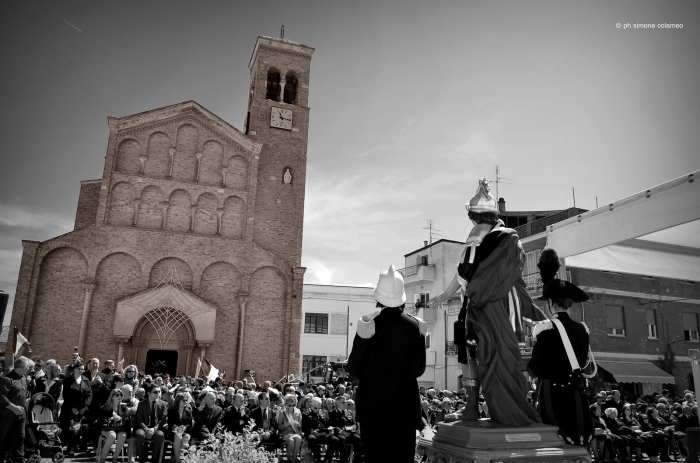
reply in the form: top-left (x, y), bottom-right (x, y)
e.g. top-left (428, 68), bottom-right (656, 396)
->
top-left (347, 265), bottom-right (427, 463)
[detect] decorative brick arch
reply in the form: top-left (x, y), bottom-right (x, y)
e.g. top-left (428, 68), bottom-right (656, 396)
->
top-left (89, 246), bottom-right (146, 281)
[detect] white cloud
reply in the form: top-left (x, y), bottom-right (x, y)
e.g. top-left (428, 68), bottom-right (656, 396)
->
top-left (453, 129), bottom-right (498, 161)
top-left (301, 255), bottom-right (334, 285)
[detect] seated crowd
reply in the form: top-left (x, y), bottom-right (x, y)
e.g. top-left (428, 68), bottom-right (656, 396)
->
top-left (418, 385), bottom-right (699, 463)
top-left (0, 354), bottom-right (364, 463)
top-left (2, 353), bottom-right (698, 463)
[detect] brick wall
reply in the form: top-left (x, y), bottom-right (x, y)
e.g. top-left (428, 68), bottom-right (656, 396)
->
top-left (30, 247), bottom-right (88, 365)
top-left (569, 267), bottom-right (700, 390)
top-left (75, 181), bottom-right (102, 230)
top-left (8, 39), bottom-right (311, 381)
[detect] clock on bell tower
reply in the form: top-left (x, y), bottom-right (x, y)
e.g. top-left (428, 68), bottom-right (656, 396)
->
top-left (245, 36), bottom-right (314, 267)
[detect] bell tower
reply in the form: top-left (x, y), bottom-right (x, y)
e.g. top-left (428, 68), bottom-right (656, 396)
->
top-left (246, 36), bottom-right (314, 266)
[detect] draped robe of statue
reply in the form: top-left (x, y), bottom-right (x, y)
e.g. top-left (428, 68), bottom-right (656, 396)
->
top-left (458, 221), bottom-right (545, 426)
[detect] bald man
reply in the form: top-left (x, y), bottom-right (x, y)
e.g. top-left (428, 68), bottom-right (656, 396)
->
top-left (192, 392), bottom-right (223, 441)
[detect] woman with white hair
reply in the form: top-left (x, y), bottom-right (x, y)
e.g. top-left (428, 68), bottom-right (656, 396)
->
top-left (276, 394), bottom-right (302, 463)
top-left (603, 407), bottom-right (641, 462)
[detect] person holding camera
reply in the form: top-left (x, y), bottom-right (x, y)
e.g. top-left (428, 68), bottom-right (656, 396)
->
top-left (59, 361), bottom-right (93, 456)
top-left (0, 356), bottom-right (35, 463)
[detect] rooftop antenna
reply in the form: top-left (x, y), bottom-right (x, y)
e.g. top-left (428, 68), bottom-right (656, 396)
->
top-left (281, 25), bottom-right (285, 40)
top-left (422, 220), bottom-right (442, 246)
top-left (491, 165), bottom-right (513, 203)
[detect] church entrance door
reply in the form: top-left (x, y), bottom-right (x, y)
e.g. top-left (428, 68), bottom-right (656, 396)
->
top-left (145, 350), bottom-right (178, 377)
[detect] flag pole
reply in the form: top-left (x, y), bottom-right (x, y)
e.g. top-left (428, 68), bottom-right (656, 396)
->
top-left (13, 326), bottom-right (18, 355)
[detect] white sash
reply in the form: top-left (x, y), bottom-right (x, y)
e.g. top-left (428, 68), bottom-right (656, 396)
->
top-left (551, 318), bottom-right (580, 371)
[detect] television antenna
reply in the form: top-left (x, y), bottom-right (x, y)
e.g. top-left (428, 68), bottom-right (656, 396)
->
top-left (491, 165), bottom-right (513, 202)
top-left (422, 220), bottom-right (442, 245)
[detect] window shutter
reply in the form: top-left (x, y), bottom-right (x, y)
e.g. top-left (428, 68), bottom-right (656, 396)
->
top-left (646, 309), bottom-right (656, 325)
top-left (682, 313), bottom-right (698, 331)
top-left (606, 306), bottom-right (624, 329)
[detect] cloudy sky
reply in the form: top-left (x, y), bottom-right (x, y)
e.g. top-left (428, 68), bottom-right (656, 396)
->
top-left (1, 1), bottom-right (698, 325)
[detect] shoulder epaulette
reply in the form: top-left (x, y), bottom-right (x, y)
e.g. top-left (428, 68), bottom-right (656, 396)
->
top-left (580, 321), bottom-right (590, 334)
top-left (356, 311), bottom-right (380, 339)
top-left (532, 321), bottom-right (553, 338)
top-left (407, 314), bottom-right (428, 336)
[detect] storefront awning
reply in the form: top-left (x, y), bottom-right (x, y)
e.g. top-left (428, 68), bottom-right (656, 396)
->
top-left (597, 361), bottom-right (675, 384)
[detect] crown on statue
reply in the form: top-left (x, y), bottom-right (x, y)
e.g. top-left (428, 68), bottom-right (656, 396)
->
top-left (465, 178), bottom-right (499, 214)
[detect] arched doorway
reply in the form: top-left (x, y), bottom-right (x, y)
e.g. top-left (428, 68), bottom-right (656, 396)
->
top-left (145, 349), bottom-right (179, 377)
top-left (133, 315), bottom-right (195, 377)
top-left (113, 265), bottom-right (218, 377)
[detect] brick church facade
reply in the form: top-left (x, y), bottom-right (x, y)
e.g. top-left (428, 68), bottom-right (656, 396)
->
top-left (6, 36), bottom-right (314, 382)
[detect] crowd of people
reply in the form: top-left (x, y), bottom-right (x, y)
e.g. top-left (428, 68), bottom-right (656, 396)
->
top-left (0, 353), bottom-right (364, 463)
top-left (1, 354), bottom-right (698, 463)
top-left (416, 384), bottom-right (699, 463)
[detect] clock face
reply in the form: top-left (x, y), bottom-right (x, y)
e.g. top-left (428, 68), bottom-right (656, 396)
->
top-left (270, 107), bottom-right (293, 130)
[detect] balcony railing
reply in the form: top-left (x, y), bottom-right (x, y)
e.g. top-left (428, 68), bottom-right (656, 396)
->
top-left (445, 341), bottom-right (458, 356)
top-left (398, 264), bottom-right (432, 277)
top-left (398, 264), bottom-right (436, 284)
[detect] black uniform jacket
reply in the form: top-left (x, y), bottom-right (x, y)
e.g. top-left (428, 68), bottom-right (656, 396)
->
top-left (527, 311), bottom-right (588, 378)
top-left (301, 409), bottom-right (329, 437)
top-left (346, 306), bottom-right (426, 427)
top-left (527, 311), bottom-right (593, 446)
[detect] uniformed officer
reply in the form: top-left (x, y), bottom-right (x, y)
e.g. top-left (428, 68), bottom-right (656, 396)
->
top-left (527, 278), bottom-right (594, 447)
top-left (347, 265), bottom-right (427, 463)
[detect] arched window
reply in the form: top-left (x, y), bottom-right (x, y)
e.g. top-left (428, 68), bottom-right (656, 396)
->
top-left (283, 73), bottom-right (298, 104)
top-left (266, 70), bottom-right (281, 101)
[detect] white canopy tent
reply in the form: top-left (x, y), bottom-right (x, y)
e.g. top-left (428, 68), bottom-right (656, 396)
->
top-left (545, 170), bottom-right (700, 391)
top-left (546, 170), bottom-right (700, 280)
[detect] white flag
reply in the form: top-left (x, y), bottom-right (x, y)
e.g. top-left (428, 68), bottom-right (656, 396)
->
top-left (206, 362), bottom-right (219, 382)
top-left (14, 331), bottom-right (28, 355)
top-left (195, 357), bottom-right (202, 379)
top-left (117, 358), bottom-right (125, 374)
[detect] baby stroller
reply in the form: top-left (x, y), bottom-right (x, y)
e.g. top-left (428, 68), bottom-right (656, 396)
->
top-left (26, 393), bottom-right (65, 463)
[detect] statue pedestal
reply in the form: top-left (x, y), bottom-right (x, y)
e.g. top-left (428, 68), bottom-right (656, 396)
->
top-left (417, 419), bottom-right (590, 463)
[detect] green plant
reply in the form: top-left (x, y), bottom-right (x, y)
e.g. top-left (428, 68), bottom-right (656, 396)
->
top-left (181, 423), bottom-right (275, 463)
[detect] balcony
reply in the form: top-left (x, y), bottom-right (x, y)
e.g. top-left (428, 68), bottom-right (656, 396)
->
top-left (445, 341), bottom-right (458, 356)
top-left (399, 264), bottom-right (436, 285)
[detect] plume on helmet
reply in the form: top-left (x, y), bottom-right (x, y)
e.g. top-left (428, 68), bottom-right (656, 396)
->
top-left (537, 248), bottom-right (561, 285)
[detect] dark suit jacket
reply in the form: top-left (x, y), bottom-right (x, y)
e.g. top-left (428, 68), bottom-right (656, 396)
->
top-left (249, 407), bottom-right (277, 434)
top-left (223, 405), bottom-right (249, 435)
top-left (347, 307), bottom-right (426, 427)
top-left (134, 399), bottom-right (168, 432)
top-left (192, 405), bottom-right (223, 439)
